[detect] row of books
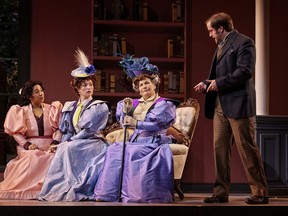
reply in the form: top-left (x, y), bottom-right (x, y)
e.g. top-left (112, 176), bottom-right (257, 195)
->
top-left (94, 0), bottom-right (185, 22)
top-left (172, 0), bottom-right (185, 22)
top-left (161, 71), bottom-right (185, 94)
top-left (94, 70), bottom-right (184, 94)
top-left (93, 32), bottom-right (184, 58)
top-left (93, 33), bottom-right (134, 56)
top-left (94, 70), bottom-right (133, 93)
top-left (167, 36), bottom-right (184, 58)
top-left (132, 0), bottom-right (158, 21)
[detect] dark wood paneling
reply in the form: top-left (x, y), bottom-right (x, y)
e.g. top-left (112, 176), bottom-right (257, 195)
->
top-left (256, 115), bottom-right (288, 195)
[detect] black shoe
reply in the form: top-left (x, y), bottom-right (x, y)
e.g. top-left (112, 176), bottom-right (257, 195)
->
top-left (204, 195), bottom-right (228, 203)
top-left (245, 196), bottom-right (269, 204)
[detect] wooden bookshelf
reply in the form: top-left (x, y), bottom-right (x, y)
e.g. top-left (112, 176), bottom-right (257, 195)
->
top-left (92, 0), bottom-right (187, 120)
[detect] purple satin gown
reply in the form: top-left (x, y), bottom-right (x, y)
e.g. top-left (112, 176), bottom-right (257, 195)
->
top-left (94, 98), bottom-right (176, 203)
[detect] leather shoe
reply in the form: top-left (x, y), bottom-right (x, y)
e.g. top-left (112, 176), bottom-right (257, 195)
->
top-left (245, 196), bottom-right (269, 204)
top-left (204, 195), bottom-right (228, 203)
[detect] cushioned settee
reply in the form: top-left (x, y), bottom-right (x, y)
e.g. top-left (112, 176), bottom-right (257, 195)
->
top-left (102, 98), bottom-right (200, 200)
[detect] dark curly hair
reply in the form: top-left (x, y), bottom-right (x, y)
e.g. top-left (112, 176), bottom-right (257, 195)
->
top-left (20, 80), bottom-right (44, 106)
top-left (70, 76), bottom-right (96, 96)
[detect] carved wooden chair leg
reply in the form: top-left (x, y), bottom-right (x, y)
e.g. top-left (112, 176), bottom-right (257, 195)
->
top-left (174, 179), bottom-right (184, 200)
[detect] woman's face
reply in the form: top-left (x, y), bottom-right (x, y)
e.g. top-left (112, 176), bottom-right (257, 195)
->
top-left (78, 79), bottom-right (94, 100)
top-left (29, 84), bottom-right (45, 106)
top-left (139, 78), bottom-right (156, 99)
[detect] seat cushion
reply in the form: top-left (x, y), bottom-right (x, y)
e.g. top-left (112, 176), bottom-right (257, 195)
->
top-left (169, 144), bottom-right (188, 155)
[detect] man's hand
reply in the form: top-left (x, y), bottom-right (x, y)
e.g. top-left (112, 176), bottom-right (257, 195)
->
top-left (194, 82), bottom-right (207, 92)
top-left (206, 80), bottom-right (218, 92)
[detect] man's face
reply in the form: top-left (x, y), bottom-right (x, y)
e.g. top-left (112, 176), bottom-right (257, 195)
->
top-left (206, 22), bottom-right (224, 45)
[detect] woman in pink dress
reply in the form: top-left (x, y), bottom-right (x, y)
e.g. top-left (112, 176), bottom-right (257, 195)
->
top-left (0, 80), bottom-right (63, 199)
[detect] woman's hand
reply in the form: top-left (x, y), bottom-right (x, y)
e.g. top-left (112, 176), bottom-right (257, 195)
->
top-left (123, 116), bottom-right (137, 128)
top-left (28, 143), bottom-right (38, 150)
top-left (48, 144), bottom-right (58, 153)
top-left (123, 97), bottom-right (133, 113)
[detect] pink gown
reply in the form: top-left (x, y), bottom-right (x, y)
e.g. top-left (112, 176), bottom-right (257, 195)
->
top-left (0, 101), bottom-right (62, 199)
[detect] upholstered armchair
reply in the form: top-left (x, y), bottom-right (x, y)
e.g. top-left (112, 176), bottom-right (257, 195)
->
top-left (167, 98), bottom-right (200, 199)
top-left (102, 98), bottom-right (200, 200)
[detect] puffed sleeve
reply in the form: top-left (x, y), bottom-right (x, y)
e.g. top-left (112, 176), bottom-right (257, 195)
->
top-left (49, 101), bottom-right (63, 142)
top-left (49, 101), bottom-right (63, 130)
top-left (4, 105), bottom-right (28, 146)
top-left (116, 99), bottom-right (125, 127)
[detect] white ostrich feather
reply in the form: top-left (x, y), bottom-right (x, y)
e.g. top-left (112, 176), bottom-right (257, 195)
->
top-left (74, 48), bottom-right (90, 67)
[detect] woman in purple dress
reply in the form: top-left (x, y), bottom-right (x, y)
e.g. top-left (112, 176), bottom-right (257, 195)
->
top-left (94, 56), bottom-right (177, 203)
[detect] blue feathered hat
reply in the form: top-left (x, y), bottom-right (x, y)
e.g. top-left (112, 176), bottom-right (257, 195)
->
top-left (71, 48), bottom-right (96, 78)
top-left (119, 55), bottom-right (159, 79)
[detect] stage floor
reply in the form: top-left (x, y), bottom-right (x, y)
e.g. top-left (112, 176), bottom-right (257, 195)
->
top-left (0, 193), bottom-right (287, 206)
top-left (0, 193), bottom-right (288, 216)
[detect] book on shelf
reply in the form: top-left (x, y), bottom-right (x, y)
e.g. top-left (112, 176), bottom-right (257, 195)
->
top-left (160, 71), bottom-right (182, 94)
top-left (109, 74), bottom-right (116, 93)
top-left (94, 71), bottom-right (136, 94)
top-left (167, 71), bottom-right (177, 93)
top-left (94, 33), bottom-right (134, 56)
top-left (163, 73), bottom-right (169, 93)
top-left (167, 36), bottom-right (184, 58)
top-left (142, 2), bottom-right (148, 21)
top-left (100, 71), bottom-right (107, 92)
top-left (173, 35), bottom-right (184, 57)
top-left (172, 0), bottom-right (185, 22)
top-left (94, 0), bottom-right (103, 20)
top-left (167, 39), bottom-right (173, 58)
top-left (94, 70), bottom-right (102, 92)
top-left (171, 3), bottom-right (177, 22)
top-left (179, 71), bottom-right (185, 94)
top-left (108, 33), bottom-right (119, 56)
top-left (132, 1), bottom-right (158, 21)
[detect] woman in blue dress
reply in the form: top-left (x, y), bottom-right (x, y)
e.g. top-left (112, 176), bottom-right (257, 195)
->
top-left (94, 56), bottom-right (177, 203)
top-left (38, 49), bottom-right (109, 201)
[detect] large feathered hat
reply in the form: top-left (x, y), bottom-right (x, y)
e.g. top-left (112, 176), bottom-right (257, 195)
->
top-left (118, 55), bottom-right (159, 79)
top-left (71, 48), bottom-right (96, 78)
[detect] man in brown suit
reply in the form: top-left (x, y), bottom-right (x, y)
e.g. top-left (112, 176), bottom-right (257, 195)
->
top-left (194, 12), bottom-right (268, 204)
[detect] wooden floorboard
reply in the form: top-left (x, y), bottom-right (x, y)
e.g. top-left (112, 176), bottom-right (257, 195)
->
top-left (0, 193), bottom-right (288, 216)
